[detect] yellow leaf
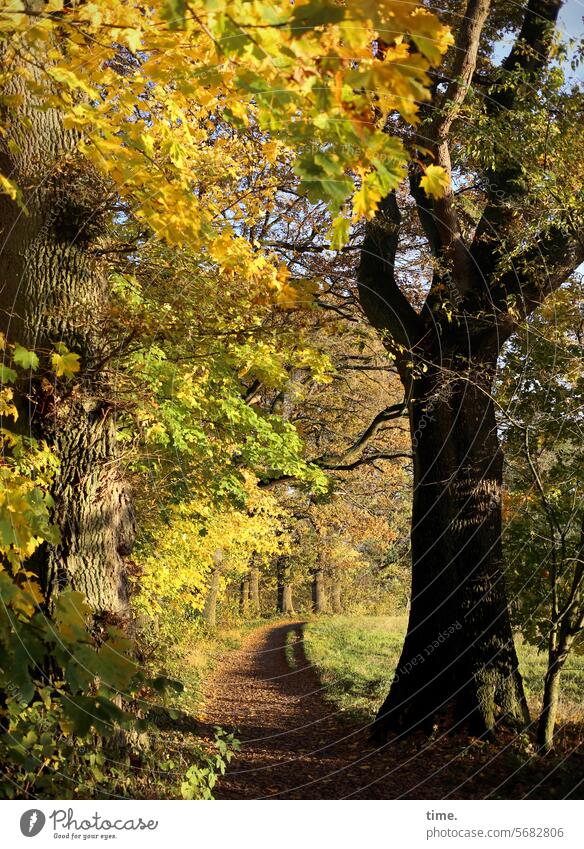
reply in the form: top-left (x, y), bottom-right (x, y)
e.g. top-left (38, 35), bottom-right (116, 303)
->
top-left (51, 349), bottom-right (81, 378)
top-left (420, 164), bottom-right (450, 199)
top-left (122, 27), bottom-right (142, 53)
top-left (0, 173), bottom-right (27, 211)
top-left (330, 215), bottom-right (350, 250)
top-left (352, 182), bottom-right (382, 221)
top-left (46, 66), bottom-right (98, 99)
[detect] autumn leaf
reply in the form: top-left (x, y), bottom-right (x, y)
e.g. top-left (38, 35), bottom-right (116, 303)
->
top-left (330, 215), bottom-right (350, 250)
top-left (420, 165), bottom-right (450, 199)
top-left (51, 345), bottom-right (81, 378)
top-left (0, 173), bottom-right (27, 212)
top-left (352, 181), bottom-right (382, 221)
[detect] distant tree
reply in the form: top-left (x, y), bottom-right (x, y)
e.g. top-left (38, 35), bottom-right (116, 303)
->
top-left (276, 557), bottom-right (297, 617)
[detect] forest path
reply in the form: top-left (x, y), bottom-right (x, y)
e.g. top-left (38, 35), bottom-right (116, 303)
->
top-left (197, 620), bottom-right (500, 799)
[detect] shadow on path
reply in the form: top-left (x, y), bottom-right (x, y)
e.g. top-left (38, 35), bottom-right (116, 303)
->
top-left (198, 620), bottom-right (493, 799)
top-left (199, 620), bottom-right (584, 799)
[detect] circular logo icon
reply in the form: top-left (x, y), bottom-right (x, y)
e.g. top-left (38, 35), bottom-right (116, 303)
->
top-left (20, 810), bottom-right (46, 837)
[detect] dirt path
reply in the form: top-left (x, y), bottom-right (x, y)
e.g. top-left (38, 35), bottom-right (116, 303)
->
top-left (197, 620), bottom-right (533, 799)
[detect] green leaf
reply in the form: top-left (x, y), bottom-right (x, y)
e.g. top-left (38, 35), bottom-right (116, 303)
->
top-left (149, 674), bottom-right (184, 694)
top-left (0, 363), bottom-right (17, 384)
top-left (54, 591), bottom-right (92, 643)
top-left (95, 642), bottom-right (138, 691)
top-left (13, 344), bottom-right (39, 371)
top-left (290, 1), bottom-right (345, 33)
top-left (60, 695), bottom-right (134, 736)
top-left (330, 216), bottom-right (350, 250)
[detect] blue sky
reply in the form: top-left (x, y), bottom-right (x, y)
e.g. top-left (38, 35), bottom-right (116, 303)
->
top-left (491, 0), bottom-right (584, 80)
top-left (559, 0), bottom-right (584, 39)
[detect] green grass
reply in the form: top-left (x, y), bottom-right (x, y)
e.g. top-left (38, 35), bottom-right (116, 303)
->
top-left (303, 615), bottom-right (406, 722)
top-left (304, 615), bottom-right (584, 725)
top-left (284, 628), bottom-right (299, 669)
top-left (516, 638), bottom-right (584, 722)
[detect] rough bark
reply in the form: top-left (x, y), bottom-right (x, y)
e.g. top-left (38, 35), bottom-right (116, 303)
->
top-left (372, 354), bottom-right (528, 738)
top-left (0, 31), bottom-right (133, 619)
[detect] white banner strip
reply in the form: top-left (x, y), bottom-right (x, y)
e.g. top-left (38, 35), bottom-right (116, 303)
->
top-left (2, 799), bottom-right (583, 849)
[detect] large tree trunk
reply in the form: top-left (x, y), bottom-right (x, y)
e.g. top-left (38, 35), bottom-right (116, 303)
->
top-left (311, 567), bottom-right (328, 614)
top-left (373, 355), bottom-right (528, 739)
top-left (249, 566), bottom-right (261, 616)
top-left (277, 582), bottom-right (295, 616)
top-left (0, 41), bottom-right (133, 621)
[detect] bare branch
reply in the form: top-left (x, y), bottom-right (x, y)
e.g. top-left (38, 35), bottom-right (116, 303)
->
top-left (357, 193), bottom-right (422, 350)
top-left (315, 401), bottom-right (407, 469)
top-left (261, 240), bottom-right (360, 254)
top-left (319, 451), bottom-right (412, 472)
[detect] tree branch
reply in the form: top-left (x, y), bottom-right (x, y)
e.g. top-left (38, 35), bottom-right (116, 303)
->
top-left (472, 0), bottom-right (564, 267)
top-left (489, 223), bottom-right (584, 318)
top-left (258, 402), bottom-right (409, 487)
top-left (315, 401), bottom-right (407, 469)
top-left (491, 0), bottom-right (564, 114)
top-left (357, 192), bottom-right (422, 350)
top-left (261, 240), bottom-right (360, 253)
top-left (405, 0), bottom-right (492, 304)
top-left (319, 451), bottom-right (412, 472)
top-left (424, 0), bottom-right (492, 291)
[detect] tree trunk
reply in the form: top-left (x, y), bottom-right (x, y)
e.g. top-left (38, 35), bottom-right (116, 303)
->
top-left (538, 658), bottom-right (562, 754)
top-left (240, 575), bottom-right (250, 617)
top-left (249, 566), bottom-right (260, 616)
top-left (281, 584), bottom-right (295, 615)
top-left (0, 42), bottom-right (133, 621)
top-left (331, 579), bottom-right (343, 614)
top-left (276, 558), bottom-right (295, 615)
top-left (537, 630), bottom-right (573, 753)
top-left (373, 358), bottom-right (529, 739)
top-left (204, 568), bottom-right (220, 628)
top-left (311, 567), bottom-right (328, 614)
